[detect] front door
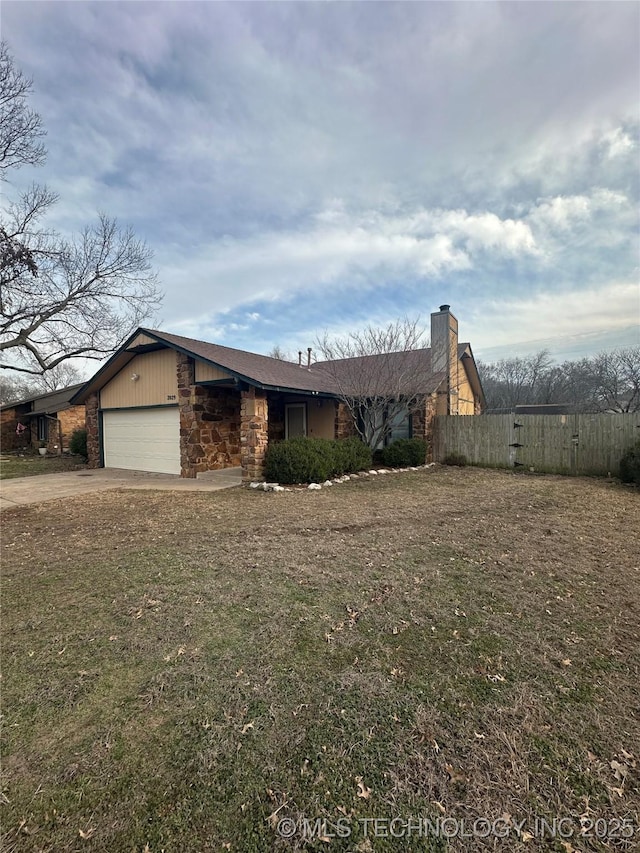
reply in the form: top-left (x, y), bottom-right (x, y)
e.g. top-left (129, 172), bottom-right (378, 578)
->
top-left (285, 404), bottom-right (307, 439)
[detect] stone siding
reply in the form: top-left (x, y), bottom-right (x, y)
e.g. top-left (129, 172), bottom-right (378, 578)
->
top-left (85, 392), bottom-right (100, 468)
top-left (241, 387), bottom-right (269, 481)
top-left (177, 352), bottom-right (241, 477)
top-left (411, 393), bottom-right (438, 462)
top-left (335, 401), bottom-right (356, 439)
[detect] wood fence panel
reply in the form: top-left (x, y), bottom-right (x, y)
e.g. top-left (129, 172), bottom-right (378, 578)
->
top-left (433, 413), bottom-right (639, 476)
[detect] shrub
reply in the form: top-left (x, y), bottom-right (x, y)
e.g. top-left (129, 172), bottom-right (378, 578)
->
top-left (619, 441), bottom-right (640, 484)
top-left (263, 436), bottom-right (372, 484)
top-left (69, 428), bottom-right (88, 460)
top-left (443, 452), bottom-right (467, 467)
top-left (381, 438), bottom-right (427, 468)
top-left (333, 436), bottom-right (373, 474)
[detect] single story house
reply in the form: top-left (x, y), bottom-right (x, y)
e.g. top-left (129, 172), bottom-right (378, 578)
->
top-left (0, 383), bottom-right (86, 454)
top-left (72, 305), bottom-right (484, 480)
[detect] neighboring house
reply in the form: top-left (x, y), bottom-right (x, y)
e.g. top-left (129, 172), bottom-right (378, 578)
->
top-left (0, 384), bottom-right (86, 454)
top-left (72, 305), bottom-right (484, 480)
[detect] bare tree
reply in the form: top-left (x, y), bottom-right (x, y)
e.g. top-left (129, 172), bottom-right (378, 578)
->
top-left (315, 318), bottom-right (428, 449)
top-left (0, 43), bottom-right (161, 376)
top-left (0, 371), bottom-right (36, 405)
top-left (478, 350), bottom-right (555, 410)
top-left (0, 42), bottom-right (46, 174)
top-left (478, 347), bottom-right (640, 413)
top-left (268, 345), bottom-right (295, 362)
top-left (591, 347), bottom-right (640, 413)
top-left (30, 362), bottom-right (85, 393)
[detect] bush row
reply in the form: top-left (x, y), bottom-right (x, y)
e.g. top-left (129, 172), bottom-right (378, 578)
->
top-left (263, 437), bottom-right (372, 484)
top-left (380, 438), bottom-right (427, 468)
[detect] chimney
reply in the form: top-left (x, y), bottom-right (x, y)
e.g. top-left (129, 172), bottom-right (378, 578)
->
top-left (430, 304), bottom-right (458, 415)
top-left (307, 347), bottom-right (312, 368)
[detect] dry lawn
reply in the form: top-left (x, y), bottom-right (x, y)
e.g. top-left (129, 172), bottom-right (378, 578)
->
top-left (0, 455), bottom-right (85, 480)
top-left (1, 466), bottom-right (638, 852)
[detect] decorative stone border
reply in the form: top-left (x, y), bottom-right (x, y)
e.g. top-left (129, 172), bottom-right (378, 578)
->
top-left (247, 464), bottom-right (437, 492)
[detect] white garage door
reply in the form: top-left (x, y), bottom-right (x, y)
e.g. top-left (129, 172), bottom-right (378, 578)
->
top-left (103, 407), bottom-right (180, 475)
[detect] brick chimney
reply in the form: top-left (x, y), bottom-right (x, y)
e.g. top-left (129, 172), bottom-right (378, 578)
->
top-left (430, 304), bottom-right (459, 415)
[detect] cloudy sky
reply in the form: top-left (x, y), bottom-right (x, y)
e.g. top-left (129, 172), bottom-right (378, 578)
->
top-left (3, 1), bottom-right (639, 363)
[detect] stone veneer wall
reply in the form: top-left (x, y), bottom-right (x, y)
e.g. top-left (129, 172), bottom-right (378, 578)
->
top-left (240, 387), bottom-right (268, 481)
top-left (39, 406), bottom-right (86, 453)
top-left (85, 392), bottom-right (100, 468)
top-left (334, 401), bottom-right (357, 439)
top-left (177, 352), bottom-right (241, 477)
top-left (177, 352), bottom-right (196, 477)
top-left (411, 393), bottom-right (438, 462)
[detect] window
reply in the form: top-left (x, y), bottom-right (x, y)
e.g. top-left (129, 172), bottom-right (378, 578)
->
top-left (359, 405), bottom-right (412, 449)
top-left (388, 406), bottom-right (411, 442)
top-left (285, 404), bottom-right (307, 439)
top-left (37, 416), bottom-right (48, 442)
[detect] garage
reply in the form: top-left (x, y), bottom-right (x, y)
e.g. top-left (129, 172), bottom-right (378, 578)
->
top-left (102, 407), bottom-right (180, 475)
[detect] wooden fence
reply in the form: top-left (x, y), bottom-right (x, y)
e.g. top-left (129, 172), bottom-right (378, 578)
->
top-left (432, 412), bottom-right (640, 476)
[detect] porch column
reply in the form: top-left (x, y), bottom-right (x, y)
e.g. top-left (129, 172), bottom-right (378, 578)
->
top-left (85, 392), bottom-right (100, 468)
top-left (177, 352), bottom-right (196, 478)
top-left (334, 401), bottom-right (356, 439)
top-left (240, 387), bottom-right (268, 481)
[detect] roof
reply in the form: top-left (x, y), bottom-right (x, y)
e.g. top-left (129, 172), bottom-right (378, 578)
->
top-left (150, 329), bottom-right (339, 394)
top-left (1, 383), bottom-right (85, 415)
top-left (72, 327), bottom-right (484, 405)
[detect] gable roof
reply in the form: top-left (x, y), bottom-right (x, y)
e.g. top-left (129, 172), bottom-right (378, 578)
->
top-left (149, 329), bottom-right (338, 394)
top-left (0, 383), bottom-right (85, 415)
top-left (72, 327), bottom-right (484, 404)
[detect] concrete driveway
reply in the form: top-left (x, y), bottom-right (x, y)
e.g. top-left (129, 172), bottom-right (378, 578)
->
top-left (0, 467), bottom-right (243, 511)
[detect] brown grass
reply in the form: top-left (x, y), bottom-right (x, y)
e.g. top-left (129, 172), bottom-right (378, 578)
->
top-left (1, 467), bottom-right (638, 852)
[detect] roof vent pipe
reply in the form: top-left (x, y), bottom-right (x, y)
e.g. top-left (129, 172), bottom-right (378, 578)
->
top-left (298, 350), bottom-right (302, 367)
top-left (307, 347), bottom-right (312, 367)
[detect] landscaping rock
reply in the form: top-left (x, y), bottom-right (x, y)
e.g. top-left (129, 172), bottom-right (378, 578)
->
top-left (308, 483), bottom-right (322, 490)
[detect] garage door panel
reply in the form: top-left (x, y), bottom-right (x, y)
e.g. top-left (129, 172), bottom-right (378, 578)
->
top-left (103, 408), bottom-right (180, 475)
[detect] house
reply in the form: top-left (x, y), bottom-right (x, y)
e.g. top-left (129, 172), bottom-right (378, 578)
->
top-left (0, 384), bottom-right (86, 454)
top-left (72, 305), bottom-right (484, 480)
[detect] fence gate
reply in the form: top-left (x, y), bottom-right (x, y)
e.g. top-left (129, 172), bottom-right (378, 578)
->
top-left (510, 414), bottom-right (578, 475)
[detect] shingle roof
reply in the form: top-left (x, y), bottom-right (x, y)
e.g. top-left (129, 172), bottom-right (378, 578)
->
top-left (145, 329), bottom-right (458, 396)
top-left (146, 329), bottom-right (339, 393)
top-left (1, 383), bottom-right (85, 414)
top-left (72, 327), bottom-right (481, 404)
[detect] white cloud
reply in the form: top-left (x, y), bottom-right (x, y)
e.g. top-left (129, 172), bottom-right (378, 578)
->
top-left (2, 1), bottom-right (638, 359)
top-left (471, 282), bottom-right (640, 353)
top-left (602, 127), bottom-right (635, 159)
